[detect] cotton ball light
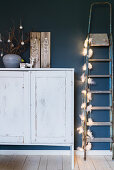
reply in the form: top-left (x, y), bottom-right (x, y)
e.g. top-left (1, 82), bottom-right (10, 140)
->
top-left (88, 49), bottom-right (93, 58)
top-left (88, 118), bottom-right (93, 126)
top-left (77, 126), bottom-right (84, 134)
top-left (86, 143), bottom-right (92, 151)
top-left (81, 103), bottom-right (86, 109)
top-left (77, 147), bottom-right (84, 152)
top-left (87, 104), bottom-right (92, 113)
top-left (83, 48), bottom-right (87, 56)
top-left (87, 129), bottom-right (94, 139)
top-left (81, 73), bottom-right (86, 83)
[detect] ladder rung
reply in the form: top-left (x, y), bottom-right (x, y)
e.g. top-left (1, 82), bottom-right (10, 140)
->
top-left (87, 138), bottom-right (112, 143)
top-left (89, 59), bottom-right (111, 62)
top-left (88, 75), bottom-right (111, 78)
top-left (90, 90), bottom-right (111, 94)
top-left (87, 122), bottom-right (112, 126)
top-left (92, 106), bottom-right (111, 110)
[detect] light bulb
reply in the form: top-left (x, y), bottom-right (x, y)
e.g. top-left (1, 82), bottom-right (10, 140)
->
top-left (21, 41), bottom-right (24, 45)
top-left (81, 103), bottom-right (86, 109)
top-left (88, 49), bottom-right (93, 58)
top-left (1, 52), bottom-right (3, 57)
top-left (19, 25), bottom-right (23, 29)
top-left (81, 73), bottom-right (86, 83)
top-left (77, 147), bottom-right (83, 152)
top-left (83, 48), bottom-right (87, 56)
top-left (88, 118), bottom-right (93, 126)
top-left (77, 126), bottom-right (84, 134)
top-left (86, 143), bottom-right (92, 151)
top-left (87, 104), bottom-right (92, 113)
top-left (7, 39), bottom-right (11, 43)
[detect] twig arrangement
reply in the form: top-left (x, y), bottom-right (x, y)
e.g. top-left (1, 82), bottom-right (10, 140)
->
top-left (0, 22), bottom-right (30, 57)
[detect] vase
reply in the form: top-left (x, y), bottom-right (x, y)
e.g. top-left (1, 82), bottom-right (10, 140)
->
top-left (3, 54), bottom-right (21, 68)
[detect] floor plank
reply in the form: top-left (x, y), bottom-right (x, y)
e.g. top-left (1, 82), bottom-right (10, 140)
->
top-left (77, 156), bottom-right (95, 170)
top-left (0, 155), bottom-right (114, 170)
top-left (0, 155), bottom-right (13, 170)
top-left (90, 156), bottom-right (112, 170)
top-left (47, 155), bottom-right (58, 170)
top-left (63, 155), bottom-right (71, 170)
top-left (105, 156), bottom-right (114, 170)
top-left (38, 155), bottom-right (47, 170)
top-left (22, 155), bottom-right (40, 170)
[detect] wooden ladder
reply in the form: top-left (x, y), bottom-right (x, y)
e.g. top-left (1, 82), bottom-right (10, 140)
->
top-left (81, 2), bottom-right (114, 160)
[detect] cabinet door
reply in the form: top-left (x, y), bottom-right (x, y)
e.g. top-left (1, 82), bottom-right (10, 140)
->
top-left (31, 71), bottom-right (74, 144)
top-left (0, 71), bottom-right (30, 144)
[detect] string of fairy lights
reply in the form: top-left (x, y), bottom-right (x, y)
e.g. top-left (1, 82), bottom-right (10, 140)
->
top-left (77, 37), bottom-right (95, 152)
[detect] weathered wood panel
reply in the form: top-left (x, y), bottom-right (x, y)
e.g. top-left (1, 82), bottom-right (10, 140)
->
top-left (30, 32), bottom-right (41, 68)
top-left (41, 32), bottom-right (51, 68)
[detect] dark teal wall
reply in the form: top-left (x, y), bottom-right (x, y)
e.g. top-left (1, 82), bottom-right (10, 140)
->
top-left (0, 0), bottom-right (113, 150)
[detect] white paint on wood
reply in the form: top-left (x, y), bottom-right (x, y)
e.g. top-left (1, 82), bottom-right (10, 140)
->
top-left (0, 71), bottom-right (30, 144)
top-left (0, 69), bottom-right (74, 169)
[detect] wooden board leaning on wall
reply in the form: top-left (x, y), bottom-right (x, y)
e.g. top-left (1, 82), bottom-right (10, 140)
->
top-left (30, 32), bottom-right (51, 68)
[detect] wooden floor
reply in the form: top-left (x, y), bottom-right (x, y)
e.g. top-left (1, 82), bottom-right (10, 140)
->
top-left (0, 155), bottom-right (114, 170)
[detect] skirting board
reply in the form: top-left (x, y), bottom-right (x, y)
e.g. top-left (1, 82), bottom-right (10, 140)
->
top-left (0, 150), bottom-right (112, 156)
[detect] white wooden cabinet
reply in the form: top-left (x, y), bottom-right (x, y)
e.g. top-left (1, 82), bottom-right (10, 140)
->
top-left (0, 68), bottom-right (74, 169)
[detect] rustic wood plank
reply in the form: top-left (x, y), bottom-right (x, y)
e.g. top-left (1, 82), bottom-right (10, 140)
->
top-left (90, 156), bottom-right (112, 170)
top-left (77, 156), bottom-right (95, 170)
top-left (90, 33), bottom-right (109, 46)
top-left (30, 32), bottom-right (41, 68)
top-left (38, 155), bottom-right (47, 170)
top-left (41, 32), bottom-right (51, 68)
top-left (105, 156), bottom-right (114, 170)
top-left (22, 155), bottom-right (40, 170)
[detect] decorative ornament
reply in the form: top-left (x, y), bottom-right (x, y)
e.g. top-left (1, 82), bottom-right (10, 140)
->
top-left (0, 33), bottom-right (2, 42)
top-left (19, 19), bottom-right (23, 30)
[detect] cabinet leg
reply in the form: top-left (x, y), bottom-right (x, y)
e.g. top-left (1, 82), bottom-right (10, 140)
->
top-left (70, 145), bottom-right (74, 169)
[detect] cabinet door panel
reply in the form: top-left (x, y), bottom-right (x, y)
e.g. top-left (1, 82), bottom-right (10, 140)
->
top-left (0, 71), bottom-right (30, 144)
top-left (31, 71), bottom-right (73, 144)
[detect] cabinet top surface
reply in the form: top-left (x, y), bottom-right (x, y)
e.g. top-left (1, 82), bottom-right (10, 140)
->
top-left (0, 68), bottom-right (75, 71)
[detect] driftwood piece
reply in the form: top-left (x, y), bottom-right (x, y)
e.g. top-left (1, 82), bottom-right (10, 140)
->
top-left (30, 32), bottom-right (40, 68)
top-left (41, 32), bottom-right (51, 68)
